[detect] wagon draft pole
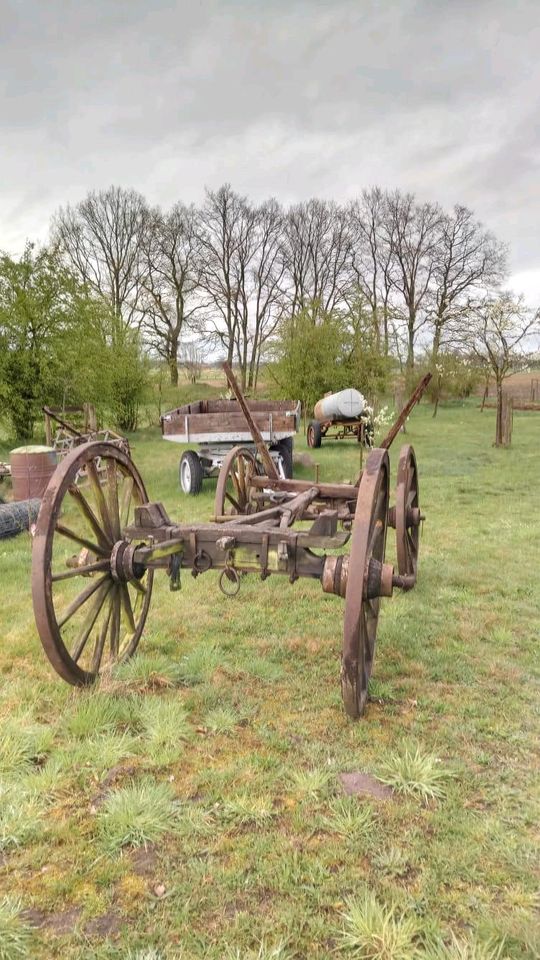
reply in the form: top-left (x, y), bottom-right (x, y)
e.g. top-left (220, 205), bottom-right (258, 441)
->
top-left (31, 371), bottom-right (432, 720)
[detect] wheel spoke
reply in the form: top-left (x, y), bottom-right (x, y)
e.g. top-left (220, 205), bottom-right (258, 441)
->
top-left (130, 577), bottom-right (147, 595)
top-left (109, 587), bottom-right (121, 657)
top-left (57, 574), bottom-right (110, 628)
top-left (51, 559), bottom-right (110, 582)
top-left (225, 490), bottom-right (242, 513)
top-left (86, 459), bottom-right (114, 542)
top-left (71, 580), bottom-right (112, 663)
top-left (119, 582), bottom-right (136, 633)
top-left (119, 476), bottom-right (134, 529)
top-left (91, 595), bottom-right (113, 674)
top-left (367, 517), bottom-right (384, 558)
top-left (55, 522), bottom-right (109, 557)
top-left (406, 488), bottom-right (416, 509)
top-left (106, 461), bottom-right (121, 540)
top-left (68, 485), bottom-right (112, 548)
top-left (237, 456), bottom-right (246, 497)
top-left (231, 469), bottom-right (242, 497)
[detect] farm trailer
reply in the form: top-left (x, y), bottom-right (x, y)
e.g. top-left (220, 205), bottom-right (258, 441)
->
top-left (30, 367), bottom-right (431, 719)
top-left (160, 396), bottom-right (300, 494)
top-left (307, 388), bottom-right (374, 448)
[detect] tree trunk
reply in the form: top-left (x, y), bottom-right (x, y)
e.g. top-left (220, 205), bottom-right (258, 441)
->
top-left (169, 357), bottom-right (179, 387)
top-left (495, 379), bottom-right (503, 446)
top-left (406, 319), bottom-right (415, 370)
top-left (480, 376), bottom-right (489, 412)
top-left (432, 374), bottom-right (441, 418)
top-left (500, 393), bottom-right (513, 447)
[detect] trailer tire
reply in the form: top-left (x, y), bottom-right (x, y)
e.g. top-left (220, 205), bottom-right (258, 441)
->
top-left (275, 439), bottom-right (294, 479)
top-left (179, 450), bottom-right (204, 495)
top-left (307, 420), bottom-right (322, 448)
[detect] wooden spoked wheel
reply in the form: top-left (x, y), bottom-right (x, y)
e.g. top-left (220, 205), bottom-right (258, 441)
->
top-left (32, 442), bottom-right (153, 685)
top-left (395, 444), bottom-right (420, 583)
top-left (342, 448), bottom-right (389, 718)
top-left (214, 446), bottom-right (260, 518)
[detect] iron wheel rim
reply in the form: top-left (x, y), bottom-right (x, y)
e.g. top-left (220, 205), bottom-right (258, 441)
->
top-left (32, 441), bottom-right (153, 685)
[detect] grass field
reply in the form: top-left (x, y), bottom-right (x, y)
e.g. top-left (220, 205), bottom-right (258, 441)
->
top-left (0, 398), bottom-right (538, 959)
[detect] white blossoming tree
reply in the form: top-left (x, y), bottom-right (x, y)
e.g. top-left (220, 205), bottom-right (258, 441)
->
top-left (465, 293), bottom-right (539, 446)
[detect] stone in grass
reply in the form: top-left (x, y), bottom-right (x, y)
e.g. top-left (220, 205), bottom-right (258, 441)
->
top-left (293, 452), bottom-right (316, 468)
top-left (339, 771), bottom-right (393, 800)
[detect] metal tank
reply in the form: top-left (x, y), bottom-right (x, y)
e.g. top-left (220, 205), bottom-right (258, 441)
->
top-left (314, 389), bottom-right (366, 423)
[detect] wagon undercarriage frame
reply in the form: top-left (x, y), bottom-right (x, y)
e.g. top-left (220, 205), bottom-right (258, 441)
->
top-left (31, 370), bottom-right (431, 718)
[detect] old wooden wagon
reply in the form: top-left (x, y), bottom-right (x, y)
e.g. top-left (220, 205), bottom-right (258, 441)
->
top-left (30, 368), bottom-right (431, 718)
top-left (161, 397), bottom-right (300, 494)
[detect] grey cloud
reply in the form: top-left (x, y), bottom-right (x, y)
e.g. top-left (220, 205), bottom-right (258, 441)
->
top-left (0, 0), bottom-right (538, 287)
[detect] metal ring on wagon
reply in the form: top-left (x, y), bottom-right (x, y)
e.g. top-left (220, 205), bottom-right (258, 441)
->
top-left (219, 567), bottom-right (241, 597)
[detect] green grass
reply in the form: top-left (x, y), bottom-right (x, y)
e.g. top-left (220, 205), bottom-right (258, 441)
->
top-left (97, 779), bottom-right (180, 853)
top-left (0, 397), bottom-right (539, 957)
top-left (375, 743), bottom-right (453, 802)
top-left (339, 891), bottom-right (420, 959)
top-left (0, 898), bottom-right (34, 959)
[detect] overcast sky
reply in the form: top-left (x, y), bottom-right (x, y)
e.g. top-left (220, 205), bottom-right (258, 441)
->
top-left (1, 0), bottom-right (539, 300)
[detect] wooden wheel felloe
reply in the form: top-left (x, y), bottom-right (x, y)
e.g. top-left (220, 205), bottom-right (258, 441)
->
top-left (32, 441), bottom-right (153, 685)
top-left (342, 448), bottom-right (390, 718)
top-left (214, 446), bottom-right (260, 518)
top-left (395, 444), bottom-right (421, 583)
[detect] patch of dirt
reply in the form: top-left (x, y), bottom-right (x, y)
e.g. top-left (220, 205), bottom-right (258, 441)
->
top-left (339, 771), bottom-right (394, 800)
top-left (84, 910), bottom-right (122, 937)
top-left (22, 906), bottom-right (83, 934)
top-left (89, 763), bottom-right (139, 811)
top-left (129, 844), bottom-right (158, 877)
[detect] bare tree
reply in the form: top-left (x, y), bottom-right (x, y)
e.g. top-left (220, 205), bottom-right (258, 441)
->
top-left (140, 203), bottom-right (203, 385)
top-left (53, 186), bottom-right (148, 331)
top-left (234, 199), bottom-right (287, 390)
top-left (281, 199), bottom-right (353, 322)
top-left (348, 188), bottom-right (396, 353)
top-left (196, 187), bottom-right (285, 390)
top-left (384, 191), bottom-right (444, 369)
top-left (464, 293), bottom-right (539, 445)
top-left (180, 338), bottom-right (203, 384)
top-left (196, 184), bottom-right (255, 368)
top-left (429, 205), bottom-right (507, 359)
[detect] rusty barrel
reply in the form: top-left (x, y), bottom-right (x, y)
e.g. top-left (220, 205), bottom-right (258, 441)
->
top-left (10, 445), bottom-right (58, 501)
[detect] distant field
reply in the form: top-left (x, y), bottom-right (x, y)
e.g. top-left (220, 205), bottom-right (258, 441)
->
top-left (483, 370), bottom-right (540, 400)
top-left (0, 399), bottom-right (538, 958)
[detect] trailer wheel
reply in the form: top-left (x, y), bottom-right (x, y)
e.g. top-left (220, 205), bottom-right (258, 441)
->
top-left (307, 420), bottom-right (322, 448)
top-left (275, 439), bottom-right (294, 479)
top-left (179, 451), bottom-right (204, 495)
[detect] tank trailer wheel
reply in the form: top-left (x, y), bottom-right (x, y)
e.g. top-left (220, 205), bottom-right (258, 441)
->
top-left (32, 441), bottom-right (153, 685)
top-left (214, 446), bottom-right (260, 518)
top-left (307, 420), bottom-right (322, 448)
top-left (341, 448), bottom-right (390, 718)
top-left (393, 444), bottom-right (421, 583)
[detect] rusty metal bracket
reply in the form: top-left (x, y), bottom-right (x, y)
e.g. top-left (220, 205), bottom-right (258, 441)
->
top-left (260, 532), bottom-right (270, 580)
top-left (288, 533), bottom-right (299, 584)
top-left (169, 552), bottom-right (182, 591)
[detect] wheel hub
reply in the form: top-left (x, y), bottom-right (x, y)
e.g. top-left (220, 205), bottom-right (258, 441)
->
top-left (110, 540), bottom-right (145, 582)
